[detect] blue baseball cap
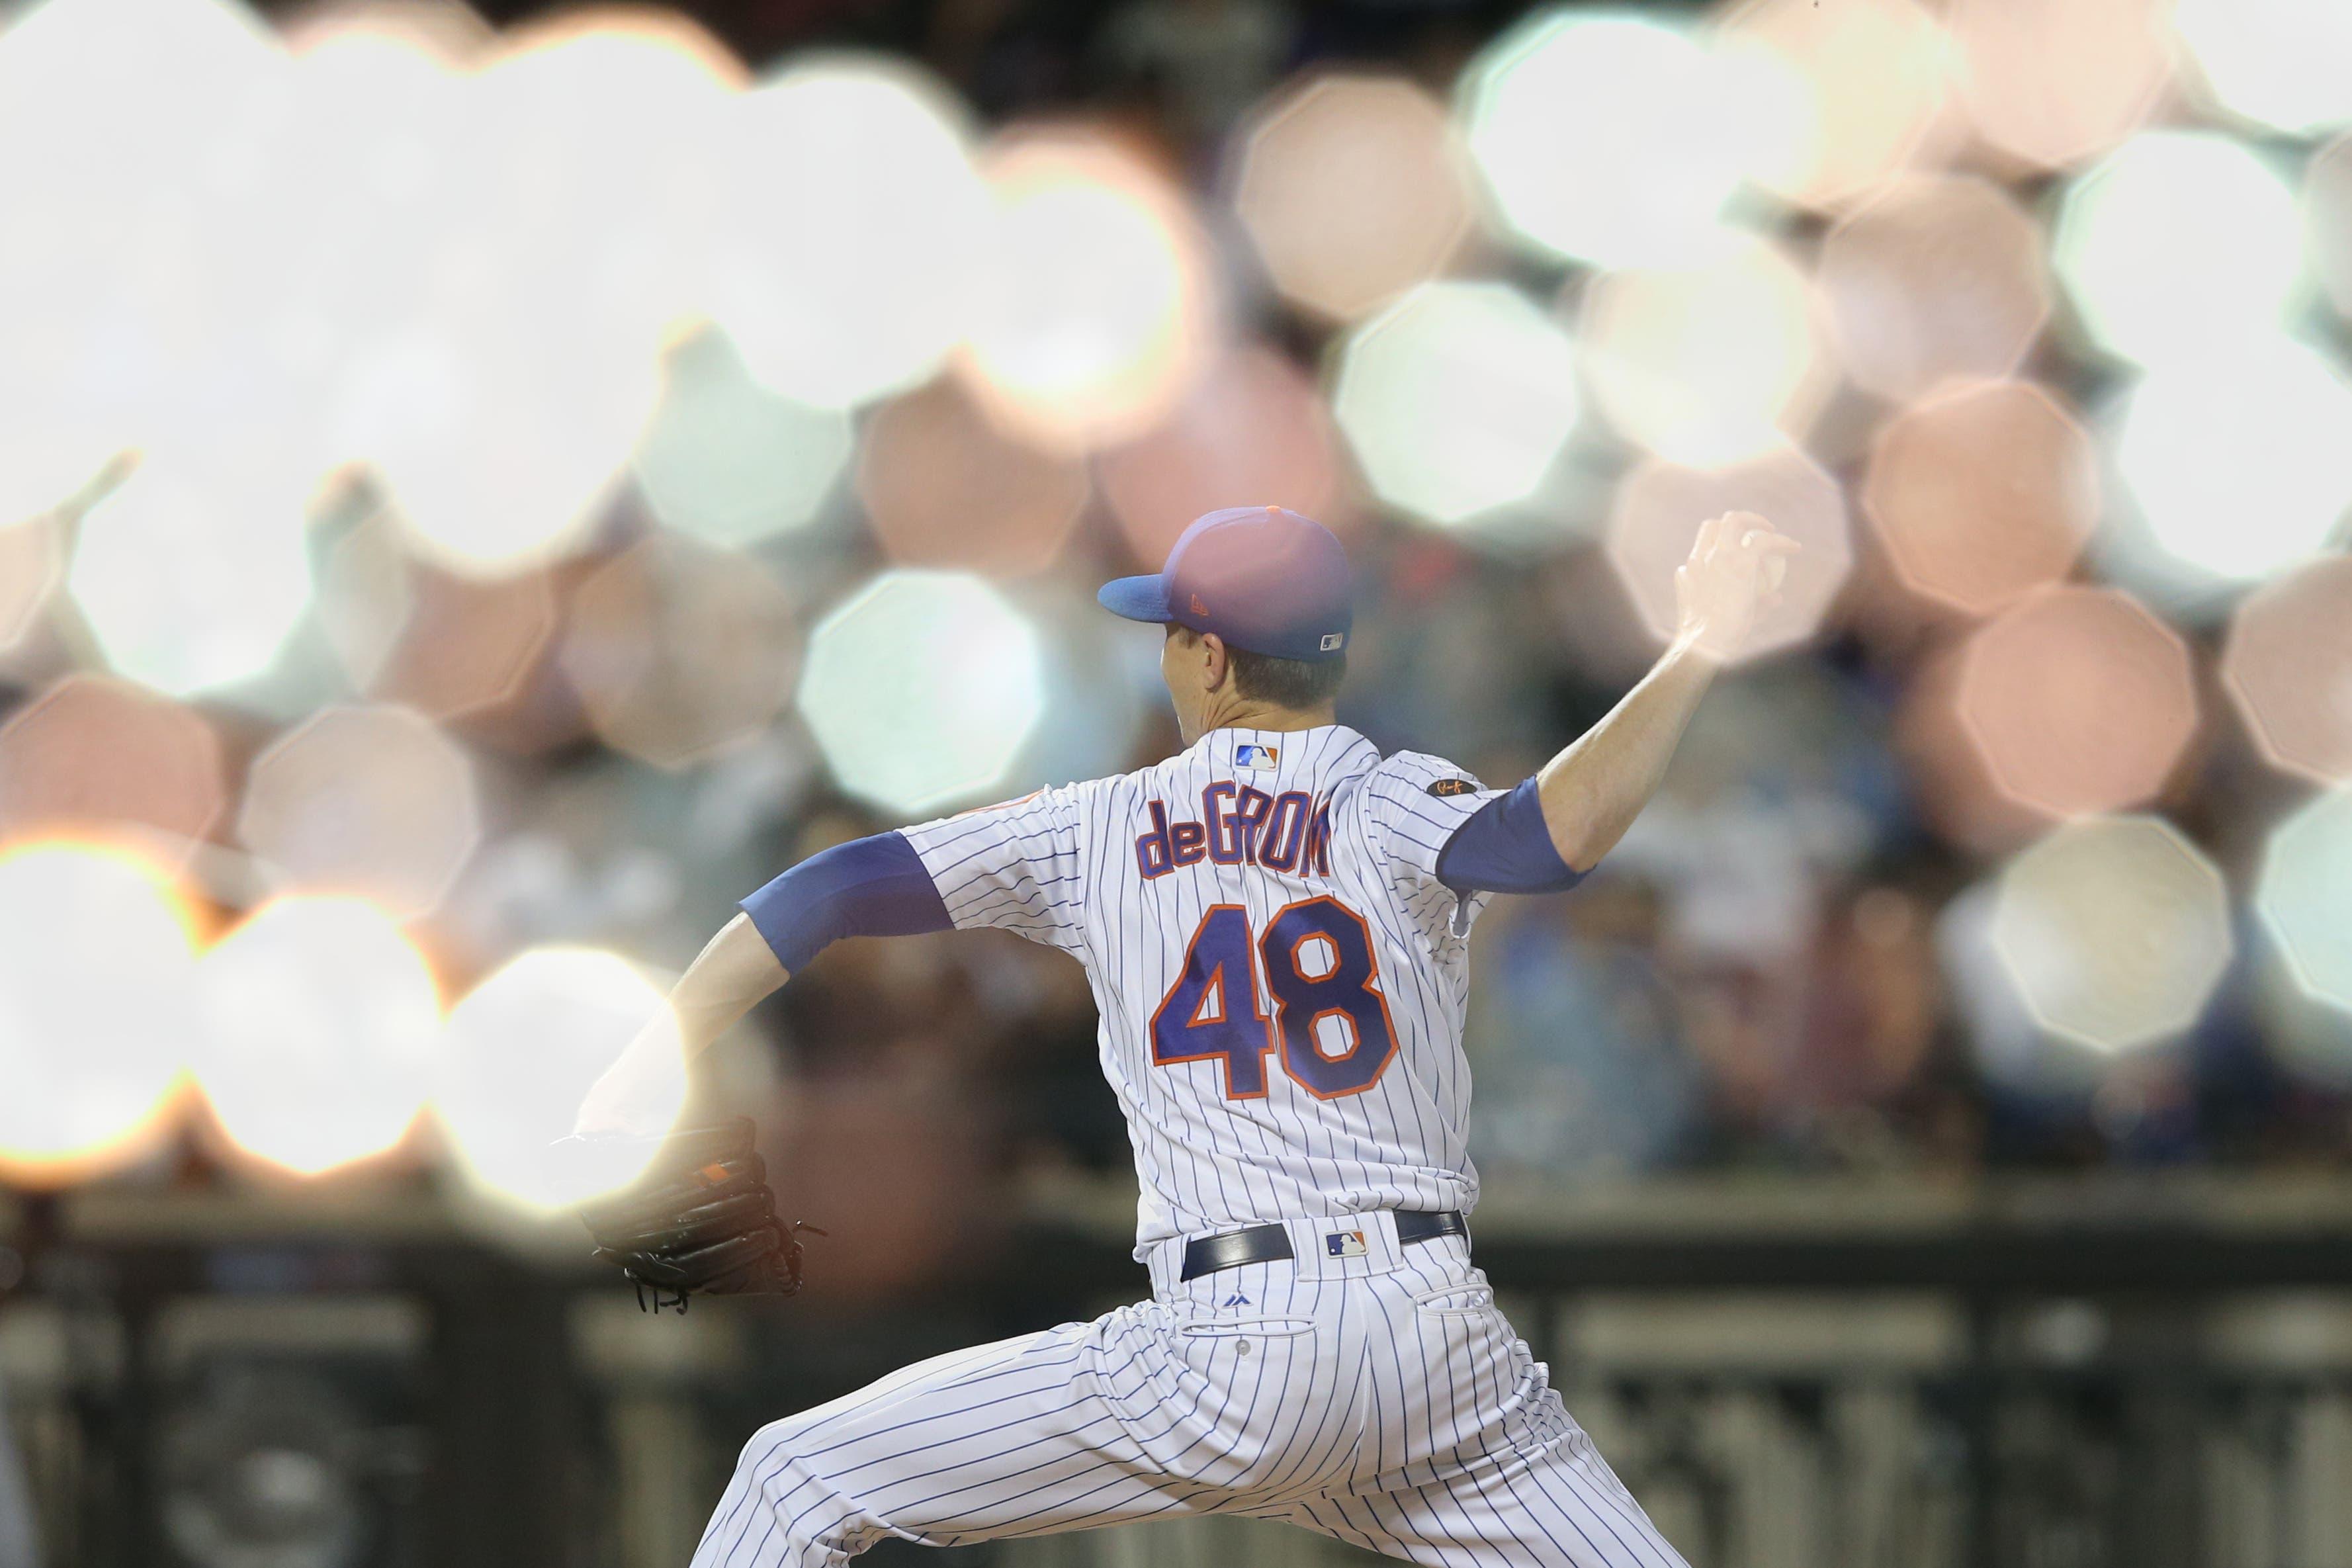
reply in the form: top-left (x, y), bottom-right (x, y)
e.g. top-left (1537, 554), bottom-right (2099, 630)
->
top-left (1097, 505), bottom-right (1353, 662)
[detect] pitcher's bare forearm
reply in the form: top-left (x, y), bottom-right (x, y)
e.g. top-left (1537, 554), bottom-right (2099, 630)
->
top-left (1534, 634), bottom-right (1719, 873)
top-left (670, 913), bottom-right (791, 1061)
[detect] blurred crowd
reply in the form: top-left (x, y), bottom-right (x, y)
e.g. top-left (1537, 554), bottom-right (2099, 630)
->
top-left (2, 0), bottom-right (2352, 1276)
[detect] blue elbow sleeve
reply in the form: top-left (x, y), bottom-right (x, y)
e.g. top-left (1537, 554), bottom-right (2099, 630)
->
top-left (1434, 777), bottom-right (1585, 896)
top-left (740, 831), bottom-right (953, 973)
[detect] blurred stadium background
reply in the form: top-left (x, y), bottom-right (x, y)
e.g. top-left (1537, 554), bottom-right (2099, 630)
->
top-left (5, 0), bottom-right (2352, 1563)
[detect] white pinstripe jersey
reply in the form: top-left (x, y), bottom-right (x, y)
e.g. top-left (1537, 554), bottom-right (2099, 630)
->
top-left (901, 725), bottom-right (1510, 1258)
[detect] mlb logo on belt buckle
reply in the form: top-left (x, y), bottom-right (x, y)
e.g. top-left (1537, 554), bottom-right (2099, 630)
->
top-left (1235, 743), bottom-right (1279, 771)
top-left (1325, 1230), bottom-right (1368, 1258)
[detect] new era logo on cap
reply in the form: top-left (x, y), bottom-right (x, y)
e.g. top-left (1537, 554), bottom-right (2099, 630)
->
top-left (1320, 632), bottom-right (1344, 652)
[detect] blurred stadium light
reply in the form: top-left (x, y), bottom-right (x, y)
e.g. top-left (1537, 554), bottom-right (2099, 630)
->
top-left (1604, 447), bottom-right (1851, 660)
top-left (434, 946), bottom-right (684, 1211)
top-left (2256, 788), bottom-right (2352, 1018)
top-left (1579, 228), bottom-right (1830, 466)
top-left (238, 705), bottom-right (482, 919)
top-left (1459, 9), bottom-right (1792, 270)
top-left (1899, 645), bottom-right (2053, 856)
top-left (1815, 175), bottom-right (2051, 404)
top-left (1946, 0), bottom-right (2173, 171)
top-left (1230, 73), bottom-right (1473, 325)
top-left (2221, 557), bottom-right (2352, 785)
top-left (194, 895), bottom-right (442, 1178)
top-left (957, 130), bottom-right (1219, 452)
top-left (1329, 280), bottom-right (1581, 528)
top-left (857, 378), bottom-right (1089, 576)
top-left (2110, 335), bottom-right (2352, 586)
top-left (798, 570), bottom-right (1047, 814)
top-left (330, 13), bottom-right (737, 574)
top-left (1988, 815), bottom-right (2233, 1055)
top-left (65, 454), bottom-right (316, 698)
top-left (318, 521), bottom-right (560, 721)
top-left (0, 675), bottom-right (227, 867)
top-left (1714, 0), bottom-right (1952, 212)
top-left (707, 56), bottom-right (985, 410)
top-left (632, 326), bottom-right (854, 548)
top-left (2173, 0), bottom-right (2352, 137)
top-left (0, 840), bottom-right (197, 1185)
top-left (559, 535), bottom-right (799, 771)
top-left (0, 515), bottom-right (61, 652)
top-left (2306, 132), bottom-right (2352, 325)
top-left (1952, 586), bottom-right (2197, 818)
top-left (1862, 380), bottom-right (2097, 616)
top-left (2054, 130), bottom-right (2305, 369)
top-left (1100, 345), bottom-right (1353, 566)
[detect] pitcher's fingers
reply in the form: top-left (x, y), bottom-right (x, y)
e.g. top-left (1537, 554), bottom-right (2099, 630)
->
top-left (1761, 554), bottom-right (1788, 596)
top-left (1741, 529), bottom-right (1802, 556)
top-left (1695, 513), bottom-right (1732, 558)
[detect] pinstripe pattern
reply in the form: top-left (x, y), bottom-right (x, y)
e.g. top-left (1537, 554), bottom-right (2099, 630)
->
top-left (691, 1218), bottom-right (1687, 1566)
top-left (694, 729), bottom-right (1688, 1565)
top-left (902, 726), bottom-right (1504, 1258)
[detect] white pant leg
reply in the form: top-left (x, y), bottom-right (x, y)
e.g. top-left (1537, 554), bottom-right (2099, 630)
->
top-left (690, 1278), bottom-right (1355, 1568)
top-left (1276, 1234), bottom-right (1692, 1568)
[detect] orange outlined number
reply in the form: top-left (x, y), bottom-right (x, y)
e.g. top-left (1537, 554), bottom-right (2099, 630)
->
top-left (1149, 898), bottom-right (1399, 1100)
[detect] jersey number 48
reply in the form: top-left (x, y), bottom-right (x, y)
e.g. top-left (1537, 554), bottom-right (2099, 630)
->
top-left (1149, 897), bottom-right (1400, 1100)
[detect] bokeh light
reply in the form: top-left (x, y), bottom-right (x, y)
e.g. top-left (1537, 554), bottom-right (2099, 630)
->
top-left (435, 946), bottom-right (685, 1211)
top-left (0, 840), bottom-right (197, 1184)
top-left (707, 56), bottom-right (985, 410)
top-left (1899, 644), bottom-right (2054, 856)
top-left (0, 675), bottom-right (227, 862)
top-left (334, 15), bottom-right (734, 574)
top-left (631, 327), bottom-right (853, 547)
top-left (358, 560), bottom-right (558, 722)
top-left (2054, 131), bottom-right (2304, 369)
top-left (1232, 73), bottom-right (1473, 324)
top-left (195, 895), bottom-right (442, 1177)
top-left (2305, 132), bottom-right (2352, 326)
top-left (0, 516), bottom-right (62, 652)
top-left (1330, 281), bottom-right (1581, 527)
top-left (2256, 788), bottom-right (2352, 1017)
top-left (2174, 0), bottom-right (2352, 138)
top-left (238, 704), bottom-right (481, 918)
top-left (1459, 9), bottom-right (1789, 269)
top-left (559, 536), bottom-right (799, 771)
top-left (1954, 586), bottom-right (2197, 819)
top-left (2222, 556), bottom-right (2352, 785)
top-left (1579, 230), bottom-right (1830, 466)
top-left (1715, 0), bottom-right (1952, 212)
top-left (2111, 337), bottom-right (2352, 586)
top-left (799, 571), bottom-right (1047, 814)
top-left (1603, 447), bottom-right (1852, 660)
top-left (957, 130), bottom-right (1218, 453)
top-left (65, 454), bottom-right (316, 698)
top-left (1862, 380), bottom-right (2097, 615)
top-left (1947, 0), bottom-right (2173, 171)
top-left (1816, 175), bottom-right (2051, 404)
top-left (856, 378), bottom-right (1088, 577)
top-left (1989, 815), bottom-right (2232, 1054)
top-left (1100, 345), bottom-right (1351, 566)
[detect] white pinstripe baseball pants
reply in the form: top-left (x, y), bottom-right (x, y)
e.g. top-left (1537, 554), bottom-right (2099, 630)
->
top-left (691, 1211), bottom-right (1689, 1567)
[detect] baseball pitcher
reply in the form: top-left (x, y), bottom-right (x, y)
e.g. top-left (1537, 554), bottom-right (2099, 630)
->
top-left (576, 503), bottom-right (1796, 1566)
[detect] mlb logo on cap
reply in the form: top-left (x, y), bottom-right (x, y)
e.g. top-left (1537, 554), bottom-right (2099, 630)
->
top-left (1096, 506), bottom-right (1353, 663)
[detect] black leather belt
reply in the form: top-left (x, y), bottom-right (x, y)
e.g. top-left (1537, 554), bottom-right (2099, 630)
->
top-left (1178, 1210), bottom-right (1468, 1282)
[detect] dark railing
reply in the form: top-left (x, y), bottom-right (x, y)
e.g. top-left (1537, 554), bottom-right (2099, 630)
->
top-left (6, 1176), bottom-right (2352, 1568)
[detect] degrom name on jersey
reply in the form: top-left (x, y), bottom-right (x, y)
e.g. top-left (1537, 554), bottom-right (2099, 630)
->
top-left (902, 725), bottom-right (1503, 1256)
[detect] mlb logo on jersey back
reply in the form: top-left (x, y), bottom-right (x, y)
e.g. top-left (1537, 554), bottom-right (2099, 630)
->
top-left (1235, 744), bottom-right (1279, 771)
top-left (1325, 1230), bottom-right (1368, 1258)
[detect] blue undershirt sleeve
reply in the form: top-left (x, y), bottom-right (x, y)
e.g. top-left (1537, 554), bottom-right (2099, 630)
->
top-left (739, 830), bottom-right (953, 973)
top-left (1433, 777), bottom-right (1586, 896)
